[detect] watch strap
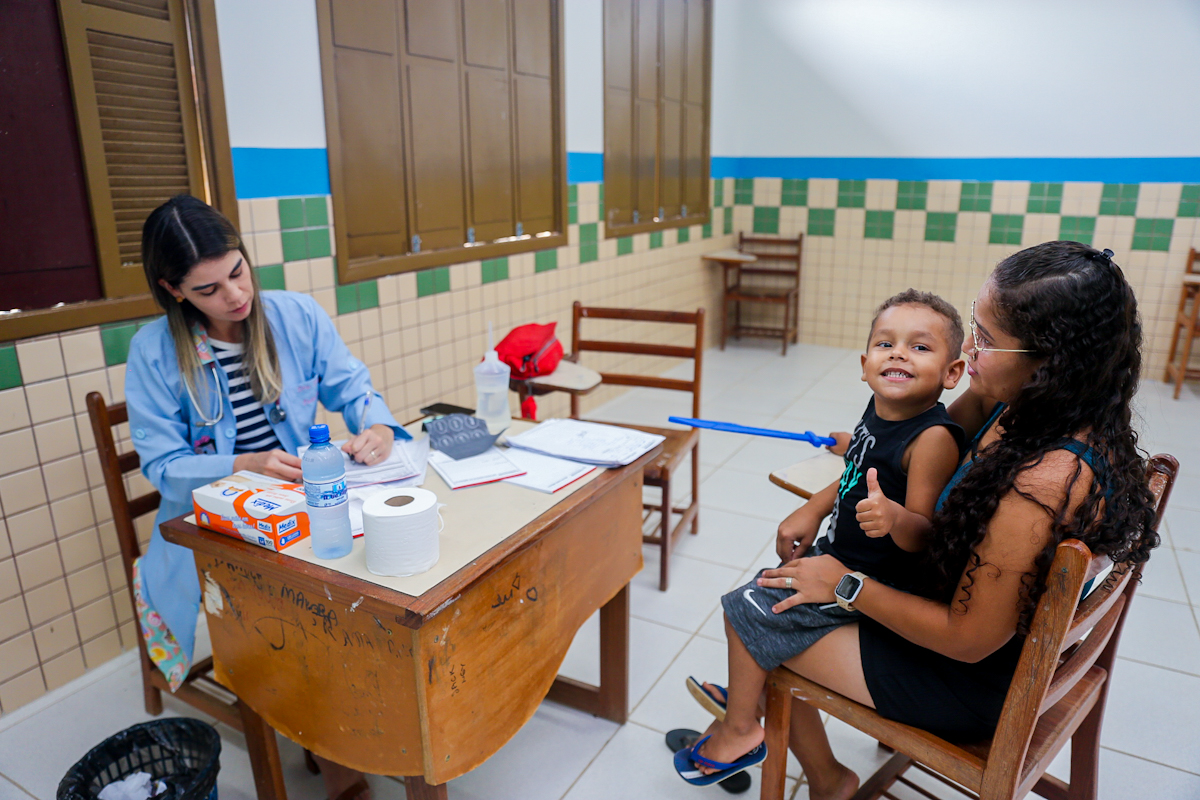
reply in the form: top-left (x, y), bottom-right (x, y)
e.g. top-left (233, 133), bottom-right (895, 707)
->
top-left (835, 571), bottom-right (867, 611)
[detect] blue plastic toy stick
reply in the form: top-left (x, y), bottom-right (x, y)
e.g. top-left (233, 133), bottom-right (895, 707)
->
top-left (668, 416), bottom-right (836, 448)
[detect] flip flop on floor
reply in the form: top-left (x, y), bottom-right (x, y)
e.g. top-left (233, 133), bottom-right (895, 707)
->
top-left (674, 735), bottom-right (766, 786)
top-left (664, 730), bottom-right (751, 794)
top-left (686, 676), bottom-right (728, 721)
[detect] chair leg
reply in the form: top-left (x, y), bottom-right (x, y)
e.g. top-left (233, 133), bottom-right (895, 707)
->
top-left (690, 445), bottom-right (699, 535)
top-left (781, 296), bottom-right (790, 356)
top-left (138, 642), bottom-right (163, 716)
top-left (1175, 297), bottom-right (1198, 400)
top-left (761, 678), bottom-right (791, 800)
top-left (659, 480), bottom-right (671, 591)
top-left (1165, 286), bottom-right (1188, 383)
top-left (721, 295), bottom-right (728, 350)
top-left (1065, 689), bottom-right (1106, 800)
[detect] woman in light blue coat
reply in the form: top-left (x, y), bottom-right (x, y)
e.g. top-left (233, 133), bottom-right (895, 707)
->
top-left (127, 195), bottom-right (401, 798)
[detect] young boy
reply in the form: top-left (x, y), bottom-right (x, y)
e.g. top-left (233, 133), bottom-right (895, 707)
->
top-left (676, 289), bottom-right (967, 785)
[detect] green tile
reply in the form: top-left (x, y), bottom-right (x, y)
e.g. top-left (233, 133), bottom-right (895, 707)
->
top-left (433, 266), bottom-right (450, 294)
top-left (304, 197), bottom-right (328, 227)
top-left (734, 178), bottom-right (754, 205)
top-left (598, 184), bottom-right (604, 203)
top-left (1026, 183), bottom-right (1063, 214)
top-left (1178, 185), bottom-right (1200, 217)
top-left (722, 207), bottom-right (732, 235)
top-left (568, 184), bottom-right (578, 203)
top-left (807, 208), bottom-right (835, 237)
top-left (357, 279), bottom-right (378, 310)
top-left (0, 345), bottom-right (21, 389)
top-left (753, 206), bottom-right (780, 234)
top-left (1058, 216), bottom-right (1096, 246)
top-left (579, 242), bottom-right (599, 263)
top-left (925, 211), bottom-right (957, 242)
top-left (837, 179), bottom-right (866, 208)
top-left (701, 223), bottom-right (712, 239)
top-left (535, 249), bottom-right (558, 272)
top-left (959, 183), bottom-right (993, 212)
top-left (617, 236), bottom-right (634, 255)
top-left (256, 264), bottom-right (285, 291)
top-left (649, 231), bottom-right (663, 249)
top-left (864, 210), bottom-right (894, 240)
top-left (306, 228), bottom-right (332, 259)
top-left (781, 178), bottom-right (808, 207)
top-left (1099, 184), bottom-right (1138, 216)
top-left (417, 267), bottom-right (450, 297)
top-left (100, 323), bottom-right (138, 366)
top-left (481, 257), bottom-right (509, 284)
top-left (676, 226), bottom-right (690, 243)
top-left (568, 204), bottom-right (578, 225)
top-left (988, 214), bottom-right (1024, 245)
top-left (281, 230), bottom-right (308, 262)
top-left (278, 198), bottom-right (305, 230)
top-left (598, 200), bottom-right (604, 218)
top-left (335, 284), bottom-right (359, 315)
top-left (1131, 218), bottom-right (1174, 251)
top-left (712, 180), bottom-right (724, 207)
top-left (896, 180), bottom-right (927, 211)
top-left (579, 222), bottom-right (598, 244)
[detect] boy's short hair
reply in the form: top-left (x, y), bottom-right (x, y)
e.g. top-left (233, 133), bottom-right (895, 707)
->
top-left (868, 289), bottom-right (965, 357)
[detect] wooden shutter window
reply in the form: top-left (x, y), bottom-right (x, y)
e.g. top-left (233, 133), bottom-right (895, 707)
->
top-left (60, 0), bottom-right (205, 298)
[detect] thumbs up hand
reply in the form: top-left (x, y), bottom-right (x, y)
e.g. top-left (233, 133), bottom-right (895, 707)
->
top-left (855, 468), bottom-right (899, 538)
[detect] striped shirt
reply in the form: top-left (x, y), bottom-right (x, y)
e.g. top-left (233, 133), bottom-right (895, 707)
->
top-left (207, 338), bottom-right (282, 454)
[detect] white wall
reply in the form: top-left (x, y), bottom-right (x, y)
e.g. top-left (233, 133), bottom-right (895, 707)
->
top-left (564, 0), bottom-right (604, 152)
top-left (715, 0), bottom-right (1200, 158)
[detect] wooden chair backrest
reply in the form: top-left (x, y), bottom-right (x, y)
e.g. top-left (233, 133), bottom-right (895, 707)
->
top-left (569, 301), bottom-right (705, 418)
top-left (981, 453), bottom-right (1178, 798)
top-left (736, 232), bottom-right (802, 280)
top-left (86, 392), bottom-right (161, 595)
top-left (1188, 248), bottom-right (1199, 274)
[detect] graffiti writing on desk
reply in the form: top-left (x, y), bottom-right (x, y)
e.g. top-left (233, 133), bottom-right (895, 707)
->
top-left (342, 628), bottom-right (378, 652)
top-left (279, 584), bottom-right (339, 635)
top-left (253, 616), bottom-right (308, 651)
top-left (223, 562), bottom-right (265, 591)
top-left (449, 663), bottom-right (467, 696)
top-left (491, 573), bottom-right (539, 608)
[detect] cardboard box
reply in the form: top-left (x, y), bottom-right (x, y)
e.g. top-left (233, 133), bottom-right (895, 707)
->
top-left (192, 471), bottom-right (309, 551)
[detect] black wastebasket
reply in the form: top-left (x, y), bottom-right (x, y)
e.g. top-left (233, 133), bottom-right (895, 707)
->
top-left (57, 718), bottom-right (221, 800)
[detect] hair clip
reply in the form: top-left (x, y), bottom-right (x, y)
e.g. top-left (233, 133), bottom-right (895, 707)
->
top-left (1101, 248), bottom-right (1114, 259)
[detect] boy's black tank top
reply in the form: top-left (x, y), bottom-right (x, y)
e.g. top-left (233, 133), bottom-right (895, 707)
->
top-left (823, 397), bottom-right (964, 585)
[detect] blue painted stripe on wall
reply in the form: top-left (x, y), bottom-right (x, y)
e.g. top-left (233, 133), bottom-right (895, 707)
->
top-left (710, 156), bottom-right (1200, 183)
top-left (568, 151), bottom-right (604, 183)
top-left (232, 148), bottom-right (330, 199)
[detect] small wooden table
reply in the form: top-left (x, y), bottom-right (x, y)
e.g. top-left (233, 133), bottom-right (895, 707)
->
top-left (511, 360), bottom-right (603, 417)
top-left (161, 424), bottom-right (659, 799)
top-left (769, 452), bottom-right (845, 499)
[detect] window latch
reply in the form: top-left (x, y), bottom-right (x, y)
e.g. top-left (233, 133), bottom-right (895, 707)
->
top-left (682, 204), bottom-right (688, 217)
top-left (467, 227), bottom-right (475, 244)
top-left (411, 234), bottom-right (421, 253)
top-left (516, 222), bottom-right (524, 237)
top-left (633, 210), bottom-right (640, 224)
top-left (658, 206), bottom-right (664, 220)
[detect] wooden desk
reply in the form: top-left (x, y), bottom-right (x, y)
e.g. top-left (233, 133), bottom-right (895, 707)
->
top-left (511, 360), bottom-right (603, 418)
top-left (768, 452), bottom-right (844, 499)
top-left (161, 430), bottom-right (660, 799)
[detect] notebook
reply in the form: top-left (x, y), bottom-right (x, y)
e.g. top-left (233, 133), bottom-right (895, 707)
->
top-left (506, 418), bottom-right (664, 467)
top-left (428, 447), bottom-right (526, 490)
top-left (502, 448), bottom-right (597, 493)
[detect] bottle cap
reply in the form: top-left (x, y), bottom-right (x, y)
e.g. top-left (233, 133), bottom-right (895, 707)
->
top-left (309, 424), bottom-right (331, 444)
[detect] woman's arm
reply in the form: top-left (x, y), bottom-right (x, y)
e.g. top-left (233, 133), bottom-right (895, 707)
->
top-left (947, 387), bottom-right (993, 442)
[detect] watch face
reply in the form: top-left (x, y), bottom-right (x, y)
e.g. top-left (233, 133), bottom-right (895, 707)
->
top-left (836, 573), bottom-right (862, 600)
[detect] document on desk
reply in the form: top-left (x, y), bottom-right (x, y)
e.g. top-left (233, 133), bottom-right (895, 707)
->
top-left (300, 438), bottom-right (421, 487)
top-left (502, 447), bottom-right (597, 493)
top-left (428, 447), bottom-right (526, 490)
top-left (506, 418), bottom-right (664, 467)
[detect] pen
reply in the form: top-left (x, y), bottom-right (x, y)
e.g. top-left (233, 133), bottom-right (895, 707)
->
top-left (359, 392), bottom-right (372, 435)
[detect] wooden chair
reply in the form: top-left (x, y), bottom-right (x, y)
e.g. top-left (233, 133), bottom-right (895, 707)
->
top-left (759, 453), bottom-right (1179, 800)
top-left (721, 233), bottom-right (803, 355)
top-left (569, 301), bottom-right (705, 591)
top-left (1164, 248), bottom-right (1200, 399)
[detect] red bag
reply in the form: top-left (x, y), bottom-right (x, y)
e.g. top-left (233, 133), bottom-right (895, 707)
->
top-left (495, 322), bottom-right (564, 380)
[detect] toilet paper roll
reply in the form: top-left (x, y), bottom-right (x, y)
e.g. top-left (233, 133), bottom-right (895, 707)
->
top-left (361, 488), bottom-right (443, 577)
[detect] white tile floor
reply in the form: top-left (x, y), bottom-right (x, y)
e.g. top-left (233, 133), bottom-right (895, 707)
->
top-left (3, 341), bottom-right (1199, 800)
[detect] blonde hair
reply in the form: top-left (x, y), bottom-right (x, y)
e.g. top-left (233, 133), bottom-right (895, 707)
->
top-left (142, 196), bottom-right (283, 408)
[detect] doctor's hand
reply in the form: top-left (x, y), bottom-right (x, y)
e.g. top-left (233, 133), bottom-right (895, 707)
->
top-left (234, 450), bottom-right (302, 482)
top-left (343, 424), bottom-right (395, 466)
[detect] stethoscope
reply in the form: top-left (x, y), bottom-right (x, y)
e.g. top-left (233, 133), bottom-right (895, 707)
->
top-left (186, 324), bottom-right (287, 428)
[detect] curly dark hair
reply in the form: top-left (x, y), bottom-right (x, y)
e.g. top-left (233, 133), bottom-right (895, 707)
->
top-left (869, 288), bottom-right (965, 356)
top-left (924, 241), bottom-right (1158, 634)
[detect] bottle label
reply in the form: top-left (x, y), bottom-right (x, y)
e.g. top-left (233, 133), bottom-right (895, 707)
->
top-left (304, 478), bottom-right (347, 508)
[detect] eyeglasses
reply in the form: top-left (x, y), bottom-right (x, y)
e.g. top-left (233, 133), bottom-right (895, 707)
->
top-left (969, 301), bottom-right (1036, 359)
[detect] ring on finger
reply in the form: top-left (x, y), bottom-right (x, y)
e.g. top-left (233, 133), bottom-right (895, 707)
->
top-left (785, 576), bottom-right (793, 589)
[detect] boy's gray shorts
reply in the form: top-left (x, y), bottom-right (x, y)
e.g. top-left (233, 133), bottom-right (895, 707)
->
top-left (720, 546), bottom-right (863, 671)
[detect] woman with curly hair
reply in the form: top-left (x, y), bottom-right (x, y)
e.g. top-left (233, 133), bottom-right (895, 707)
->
top-left (740, 241), bottom-right (1158, 800)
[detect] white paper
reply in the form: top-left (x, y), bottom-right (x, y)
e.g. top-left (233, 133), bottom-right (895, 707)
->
top-left (347, 438), bottom-right (430, 535)
top-left (428, 447), bottom-right (526, 490)
top-left (502, 448), bottom-right (596, 493)
top-left (300, 437), bottom-right (421, 487)
top-left (506, 418), bottom-right (664, 467)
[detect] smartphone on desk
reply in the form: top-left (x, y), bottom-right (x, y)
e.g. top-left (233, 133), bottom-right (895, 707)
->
top-left (420, 402), bottom-right (476, 418)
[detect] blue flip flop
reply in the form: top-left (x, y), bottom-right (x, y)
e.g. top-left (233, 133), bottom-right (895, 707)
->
top-left (686, 676), bottom-right (727, 721)
top-left (674, 735), bottom-right (767, 786)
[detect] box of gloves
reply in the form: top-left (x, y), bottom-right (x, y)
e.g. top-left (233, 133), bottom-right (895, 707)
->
top-left (192, 471), bottom-right (309, 551)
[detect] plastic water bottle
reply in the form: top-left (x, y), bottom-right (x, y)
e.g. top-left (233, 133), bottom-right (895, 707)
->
top-left (302, 424), bottom-right (353, 559)
top-left (474, 324), bottom-right (512, 434)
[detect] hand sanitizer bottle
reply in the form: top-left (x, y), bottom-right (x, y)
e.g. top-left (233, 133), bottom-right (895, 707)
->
top-left (474, 323), bottom-right (512, 435)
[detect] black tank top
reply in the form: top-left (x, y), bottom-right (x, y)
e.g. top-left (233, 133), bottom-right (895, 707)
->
top-left (823, 397), bottom-right (964, 585)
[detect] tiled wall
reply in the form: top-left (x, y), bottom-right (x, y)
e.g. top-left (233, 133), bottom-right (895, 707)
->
top-left (714, 177), bottom-right (1196, 374)
top-left (0, 182), bottom-right (728, 715)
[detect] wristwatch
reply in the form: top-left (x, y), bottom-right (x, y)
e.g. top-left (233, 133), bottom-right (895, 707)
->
top-left (834, 571), bottom-right (867, 611)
